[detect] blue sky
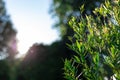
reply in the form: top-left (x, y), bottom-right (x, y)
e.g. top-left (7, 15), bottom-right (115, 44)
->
top-left (4, 0), bottom-right (60, 54)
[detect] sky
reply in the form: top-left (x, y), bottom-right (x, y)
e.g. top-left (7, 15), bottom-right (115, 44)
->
top-left (4, 0), bottom-right (60, 55)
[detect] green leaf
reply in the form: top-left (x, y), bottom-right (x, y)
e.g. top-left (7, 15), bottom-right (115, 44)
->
top-left (80, 4), bottom-right (84, 13)
top-left (76, 40), bottom-right (81, 51)
top-left (74, 56), bottom-right (80, 63)
top-left (93, 52), bottom-right (99, 66)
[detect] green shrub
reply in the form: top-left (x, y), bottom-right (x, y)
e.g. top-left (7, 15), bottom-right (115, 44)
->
top-left (64, 1), bottom-right (120, 80)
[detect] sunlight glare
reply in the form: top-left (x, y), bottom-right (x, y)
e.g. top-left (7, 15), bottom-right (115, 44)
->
top-left (5, 0), bottom-right (60, 56)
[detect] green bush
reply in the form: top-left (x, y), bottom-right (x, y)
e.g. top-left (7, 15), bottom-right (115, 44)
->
top-left (64, 1), bottom-right (120, 80)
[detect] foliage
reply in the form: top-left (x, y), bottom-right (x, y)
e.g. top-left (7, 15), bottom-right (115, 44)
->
top-left (0, 60), bottom-right (9, 80)
top-left (64, 1), bottom-right (120, 80)
top-left (50, 0), bottom-right (104, 37)
top-left (0, 0), bottom-right (17, 59)
top-left (0, 0), bottom-right (18, 80)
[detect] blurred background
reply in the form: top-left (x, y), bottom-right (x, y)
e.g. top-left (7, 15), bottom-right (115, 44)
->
top-left (0, 0), bottom-right (104, 80)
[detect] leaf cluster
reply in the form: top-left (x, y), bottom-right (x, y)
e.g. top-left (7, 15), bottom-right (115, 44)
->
top-left (64, 1), bottom-right (120, 80)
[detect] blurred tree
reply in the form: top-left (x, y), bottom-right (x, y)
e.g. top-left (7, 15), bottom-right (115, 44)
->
top-left (50, 0), bottom-right (105, 38)
top-left (0, 0), bottom-right (18, 60)
top-left (0, 0), bottom-right (18, 80)
top-left (17, 42), bottom-right (68, 80)
top-left (16, 43), bottom-right (49, 80)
